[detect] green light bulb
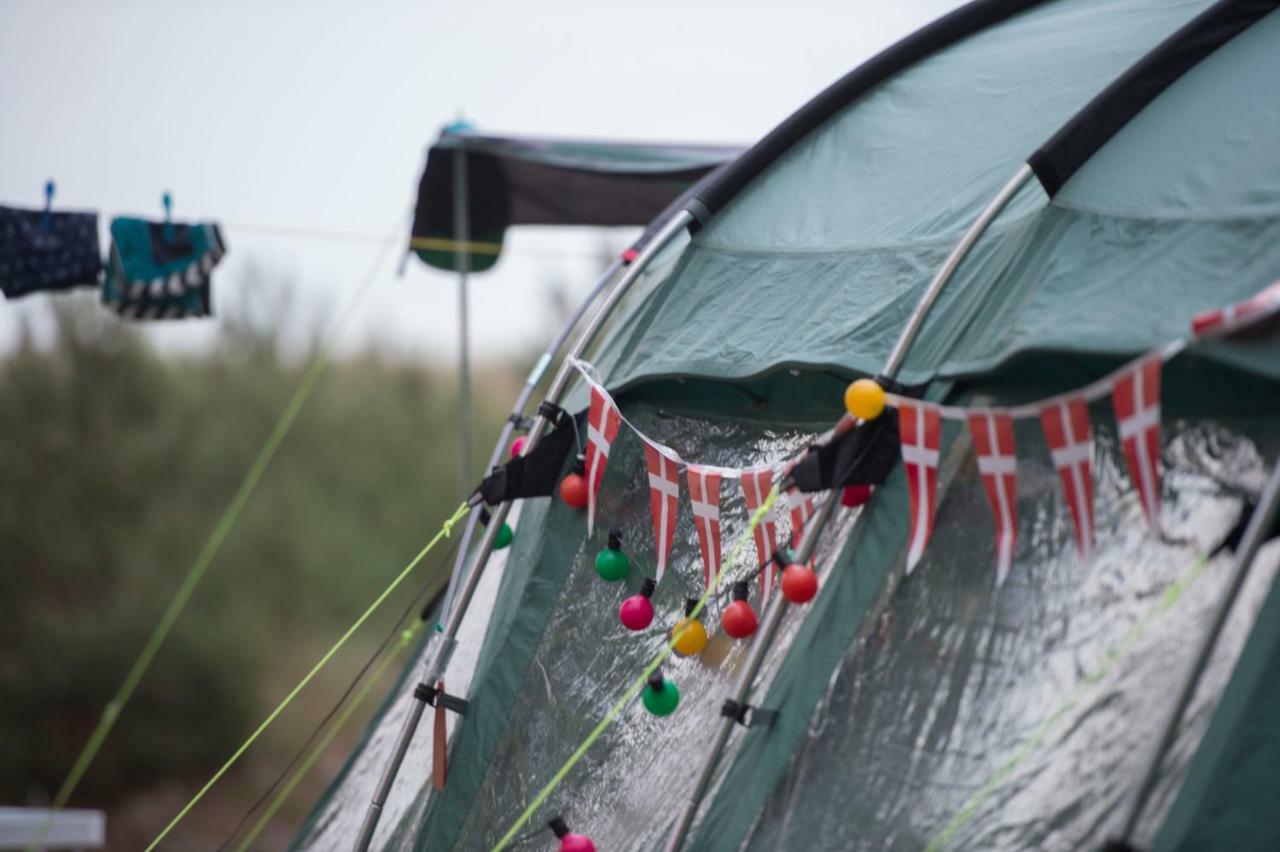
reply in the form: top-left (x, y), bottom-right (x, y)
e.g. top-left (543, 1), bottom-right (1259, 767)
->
top-left (642, 672), bottom-right (680, 717)
top-left (494, 522), bottom-right (514, 550)
top-left (595, 530), bottom-right (630, 582)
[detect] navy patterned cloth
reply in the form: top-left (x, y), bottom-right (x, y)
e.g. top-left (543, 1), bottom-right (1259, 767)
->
top-left (0, 205), bottom-right (102, 299)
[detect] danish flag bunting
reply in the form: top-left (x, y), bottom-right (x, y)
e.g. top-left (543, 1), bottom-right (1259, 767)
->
top-left (644, 439), bottom-right (682, 582)
top-left (584, 384), bottom-right (622, 537)
top-left (787, 488), bottom-right (816, 566)
top-left (686, 465), bottom-right (724, 590)
top-left (1039, 397), bottom-right (1095, 560)
top-left (967, 412), bottom-right (1019, 585)
top-left (900, 401), bottom-right (941, 574)
top-left (1113, 356), bottom-right (1163, 532)
top-left (1191, 279), bottom-right (1280, 338)
top-left (741, 466), bottom-right (781, 603)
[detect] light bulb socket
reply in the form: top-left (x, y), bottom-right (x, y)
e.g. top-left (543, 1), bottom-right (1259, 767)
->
top-left (479, 507), bottom-right (492, 526)
top-left (607, 529), bottom-right (623, 550)
top-left (732, 580), bottom-right (750, 602)
top-left (771, 550), bottom-right (789, 568)
top-left (684, 597), bottom-right (699, 617)
top-left (571, 454), bottom-right (586, 475)
top-left (548, 816), bottom-right (570, 839)
top-left (639, 577), bottom-right (656, 598)
top-left (647, 671), bottom-right (665, 690)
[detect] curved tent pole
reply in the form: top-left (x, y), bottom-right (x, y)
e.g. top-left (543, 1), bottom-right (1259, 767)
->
top-left (1117, 457), bottom-right (1280, 845)
top-left (436, 254), bottom-right (626, 624)
top-left (661, 163), bottom-right (1033, 852)
top-left (353, 210), bottom-right (694, 852)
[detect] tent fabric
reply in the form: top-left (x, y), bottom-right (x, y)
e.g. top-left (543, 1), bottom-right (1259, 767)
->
top-left (1155, 538), bottom-right (1280, 851)
top-left (409, 131), bottom-right (740, 272)
top-left (588, 0), bottom-right (1280, 393)
top-left (708, 393), bottom-right (1280, 852)
top-left (1028, 0), bottom-right (1280, 196)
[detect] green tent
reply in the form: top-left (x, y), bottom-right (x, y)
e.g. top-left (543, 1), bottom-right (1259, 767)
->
top-left (293, 1), bottom-right (1280, 850)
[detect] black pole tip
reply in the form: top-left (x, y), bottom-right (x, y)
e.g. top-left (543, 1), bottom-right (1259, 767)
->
top-left (684, 597), bottom-right (699, 617)
top-left (608, 529), bottom-right (623, 550)
top-left (548, 816), bottom-right (569, 838)
top-left (732, 580), bottom-right (750, 601)
top-left (639, 577), bottom-right (657, 597)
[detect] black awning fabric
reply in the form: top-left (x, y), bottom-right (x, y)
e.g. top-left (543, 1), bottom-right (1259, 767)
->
top-left (410, 132), bottom-right (740, 272)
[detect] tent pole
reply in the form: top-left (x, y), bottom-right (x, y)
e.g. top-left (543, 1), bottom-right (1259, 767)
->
top-left (882, 163), bottom-right (1032, 377)
top-left (662, 163), bottom-right (1033, 852)
top-left (437, 256), bottom-right (626, 622)
top-left (1117, 456), bottom-right (1280, 844)
top-left (662, 493), bottom-right (837, 852)
top-left (454, 143), bottom-right (474, 500)
top-left (353, 211), bottom-right (692, 852)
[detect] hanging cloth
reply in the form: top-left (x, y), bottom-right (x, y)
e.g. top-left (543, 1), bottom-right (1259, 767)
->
top-left (102, 217), bottom-right (226, 319)
top-left (0, 205), bottom-right (101, 299)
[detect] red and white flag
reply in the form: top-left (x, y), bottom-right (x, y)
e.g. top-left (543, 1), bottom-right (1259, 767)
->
top-left (787, 488), bottom-right (816, 566)
top-left (967, 411), bottom-right (1018, 585)
top-left (645, 439), bottom-right (681, 582)
top-left (584, 384), bottom-right (622, 537)
top-left (1191, 279), bottom-right (1280, 338)
top-left (741, 466), bottom-right (781, 603)
top-left (1113, 357), bottom-right (1163, 532)
top-left (686, 465), bottom-right (724, 589)
top-left (900, 401), bottom-right (941, 574)
top-left (1039, 397), bottom-right (1095, 560)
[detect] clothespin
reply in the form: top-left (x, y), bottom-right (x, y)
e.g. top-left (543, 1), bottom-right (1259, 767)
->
top-left (162, 191), bottom-right (173, 241)
top-left (42, 180), bottom-right (55, 231)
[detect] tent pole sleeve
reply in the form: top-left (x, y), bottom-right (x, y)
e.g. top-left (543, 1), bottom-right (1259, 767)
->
top-left (663, 493), bottom-right (838, 852)
top-left (881, 163), bottom-right (1033, 379)
top-left (352, 211), bottom-right (692, 852)
top-left (438, 256), bottom-right (625, 622)
top-left (1118, 455), bottom-right (1280, 843)
top-left (664, 163), bottom-right (1033, 852)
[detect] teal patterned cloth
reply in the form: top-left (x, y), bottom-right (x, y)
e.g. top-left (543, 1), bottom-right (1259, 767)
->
top-left (102, 217), bottom-right (226, 319)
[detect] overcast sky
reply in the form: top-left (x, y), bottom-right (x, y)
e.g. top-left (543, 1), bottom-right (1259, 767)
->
top-left (0, 0), bottom-right (960, 363)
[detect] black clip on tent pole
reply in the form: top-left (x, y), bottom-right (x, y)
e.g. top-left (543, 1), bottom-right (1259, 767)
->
top-left (1115, 455), bottom-right (1280, 846)
top-left (353, 210), bottom-right (694, 852)
top-left (662, 163), bottom-right (1034, 852)
top-left (436, 255), bottom-right (625, 622)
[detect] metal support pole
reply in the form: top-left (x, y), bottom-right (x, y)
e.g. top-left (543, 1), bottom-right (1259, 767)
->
top-left (454, 144), bottom-right (474, 500)
top-left (1117, 456), bottom-right (1280, 844)
top-left (662, 494), bottom-right (837, 852)
top-left (438, 257), bottom-right (626, 623)
top-left (663, 163), bottom-right (1034, 852)
top-left (354, 212), bottom-right (692, 852)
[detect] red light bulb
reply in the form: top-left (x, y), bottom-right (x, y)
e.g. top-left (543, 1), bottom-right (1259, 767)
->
top-left (620, 578), bottom-right (656, 631)
top-left (721, 581), bottom-right (758, 639)
top-left (841, 484), bottom-right (872, 508)
top-left (560, 455), bottom-right (588, 509)
top-left (548, 816), bottom-right (596, 852)
top-left (781, 563), bottom-right (818, 603)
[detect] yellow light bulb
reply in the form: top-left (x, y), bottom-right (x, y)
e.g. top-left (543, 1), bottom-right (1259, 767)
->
top-left (672, 617), bottom-right (709, 656)
top-left (844, 378), bottom-right (886, 421)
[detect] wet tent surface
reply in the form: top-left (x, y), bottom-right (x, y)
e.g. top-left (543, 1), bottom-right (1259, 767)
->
top-left (428, 403), bottom-right (859, 851)
top-left (738, 415), bottom-right (1279, 852)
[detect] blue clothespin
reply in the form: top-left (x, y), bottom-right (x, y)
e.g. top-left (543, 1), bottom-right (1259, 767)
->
top-left (42, 180), bottom-right (55, 231)
top-left (162, 191), bottom-right (173, 241)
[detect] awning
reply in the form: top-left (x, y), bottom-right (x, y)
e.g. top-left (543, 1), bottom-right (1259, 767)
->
top-left (408, 128), bottom-right (741, 272)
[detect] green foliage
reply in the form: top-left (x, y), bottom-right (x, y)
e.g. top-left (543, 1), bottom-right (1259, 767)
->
top-left (0, 297), bottom-right (519, 813)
